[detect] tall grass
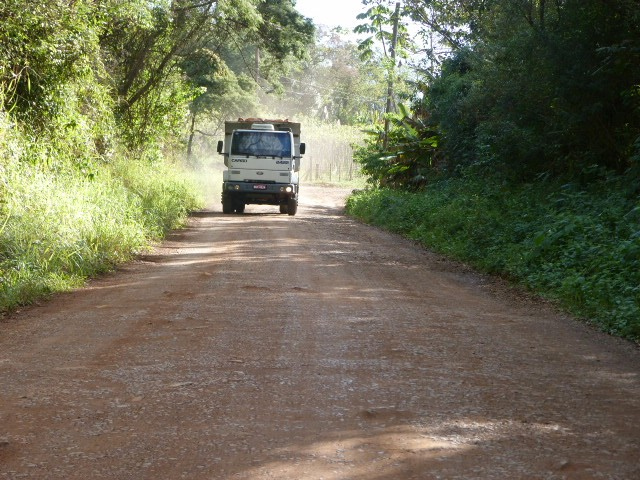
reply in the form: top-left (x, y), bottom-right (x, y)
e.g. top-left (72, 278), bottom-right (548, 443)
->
top-left (346, 175), bottom-right (640, 342)
top-left (0, 119), bottom-right (204, 311)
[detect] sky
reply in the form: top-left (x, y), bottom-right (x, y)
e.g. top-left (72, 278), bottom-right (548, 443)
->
top-left (295, 0), bottom-right (365, 30)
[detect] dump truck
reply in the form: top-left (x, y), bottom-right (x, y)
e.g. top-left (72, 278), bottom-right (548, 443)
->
top-left (217, 118), bottom-right (305, 216)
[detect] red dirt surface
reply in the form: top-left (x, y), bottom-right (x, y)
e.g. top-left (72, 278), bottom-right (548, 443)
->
top-left (1, 186), bottom-right (639, 479)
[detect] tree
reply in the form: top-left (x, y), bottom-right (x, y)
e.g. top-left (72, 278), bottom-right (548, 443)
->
top-left (178, 0), bottom-right (314, 158)
top-left (385, 0), bottom-right (640, 180)
top-left (0, 0), bottom-right (115, 166)
top-left (355, 0), bottom-right (414, 141)
top-left (181, 49), bottom-right (257, 160)
top-left (97, 0), bottom-right (315, 154)
top-left (255, 0), bottom-right (315, 65)
top-left (99, 0), bottom-right (236, 150)
top-left (0, 0), bottom-right (318, 166)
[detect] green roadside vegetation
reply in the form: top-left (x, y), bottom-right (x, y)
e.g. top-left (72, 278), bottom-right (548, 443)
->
top-left (345, 1), bottom-right (640, 342)
top-left (0, 119), bottom-right (203, 310)
top-left (347, 173), bottom-right (639, 341)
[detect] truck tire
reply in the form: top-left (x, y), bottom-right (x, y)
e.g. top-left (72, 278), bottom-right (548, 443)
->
top-left (279, 204), bottom-right (288, 214)
top-left (287, 198), bottom-right (297, 216)
top-left (222, 199), bottom-right (233, 214)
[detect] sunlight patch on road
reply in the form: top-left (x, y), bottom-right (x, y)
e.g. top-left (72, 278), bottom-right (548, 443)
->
top-left (228, 416), bottom-right (575, 479)
top-left (230, 425), bottom-right (470, 479)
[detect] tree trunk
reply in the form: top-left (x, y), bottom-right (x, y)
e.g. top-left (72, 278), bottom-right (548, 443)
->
top-left (187, 113), bottom-right (197, 163)
top-left (384, 2), bottom-right (401, 151)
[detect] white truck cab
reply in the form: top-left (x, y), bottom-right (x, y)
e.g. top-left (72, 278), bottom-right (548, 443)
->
top-left (217, 119), bottom-right (305, 215)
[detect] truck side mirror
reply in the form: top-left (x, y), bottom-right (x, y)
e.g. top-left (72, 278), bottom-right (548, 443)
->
top-left (299, 143), bottom-right (306, 155)
top-left (217, 140), bottom-right (223, 154)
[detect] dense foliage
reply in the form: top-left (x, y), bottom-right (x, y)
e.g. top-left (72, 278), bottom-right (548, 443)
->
top-left (0, 141), bottom-right (203, 310)
top-left (349, 0), bottom-right (639, 341)
top-left (355, 0), bottom-right (640, 183)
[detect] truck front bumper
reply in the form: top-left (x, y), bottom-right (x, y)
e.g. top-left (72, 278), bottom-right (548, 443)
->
top-left (222, 182), bottom-right (297, 205)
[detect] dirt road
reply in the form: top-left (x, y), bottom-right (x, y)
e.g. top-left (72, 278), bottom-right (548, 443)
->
top-left (1, 186), bottom-right (639, 479)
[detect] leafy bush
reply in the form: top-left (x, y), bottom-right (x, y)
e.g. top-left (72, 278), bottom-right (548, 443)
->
top-left (354, 108), bottom-right (439, 189)
top-left (346, 174), bottom-right (640, 341)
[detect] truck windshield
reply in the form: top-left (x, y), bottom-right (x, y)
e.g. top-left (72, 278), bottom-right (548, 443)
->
top-left (231, 131), bottom-right (292, 157)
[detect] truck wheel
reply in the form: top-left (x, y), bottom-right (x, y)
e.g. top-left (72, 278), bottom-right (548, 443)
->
top-left (222, 199), bottom-right (233, 214)
top-left (279, 204), bottom-right (288, 214)
top-left (287, 198), bottom-right (298, 216)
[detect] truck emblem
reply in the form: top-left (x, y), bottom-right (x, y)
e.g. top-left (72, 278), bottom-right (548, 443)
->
top-left (256, 171), bottom-right (264, 175)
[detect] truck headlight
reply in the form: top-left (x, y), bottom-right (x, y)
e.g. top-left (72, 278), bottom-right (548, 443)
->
top-left (285, 186), bottom-right (293, 193)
